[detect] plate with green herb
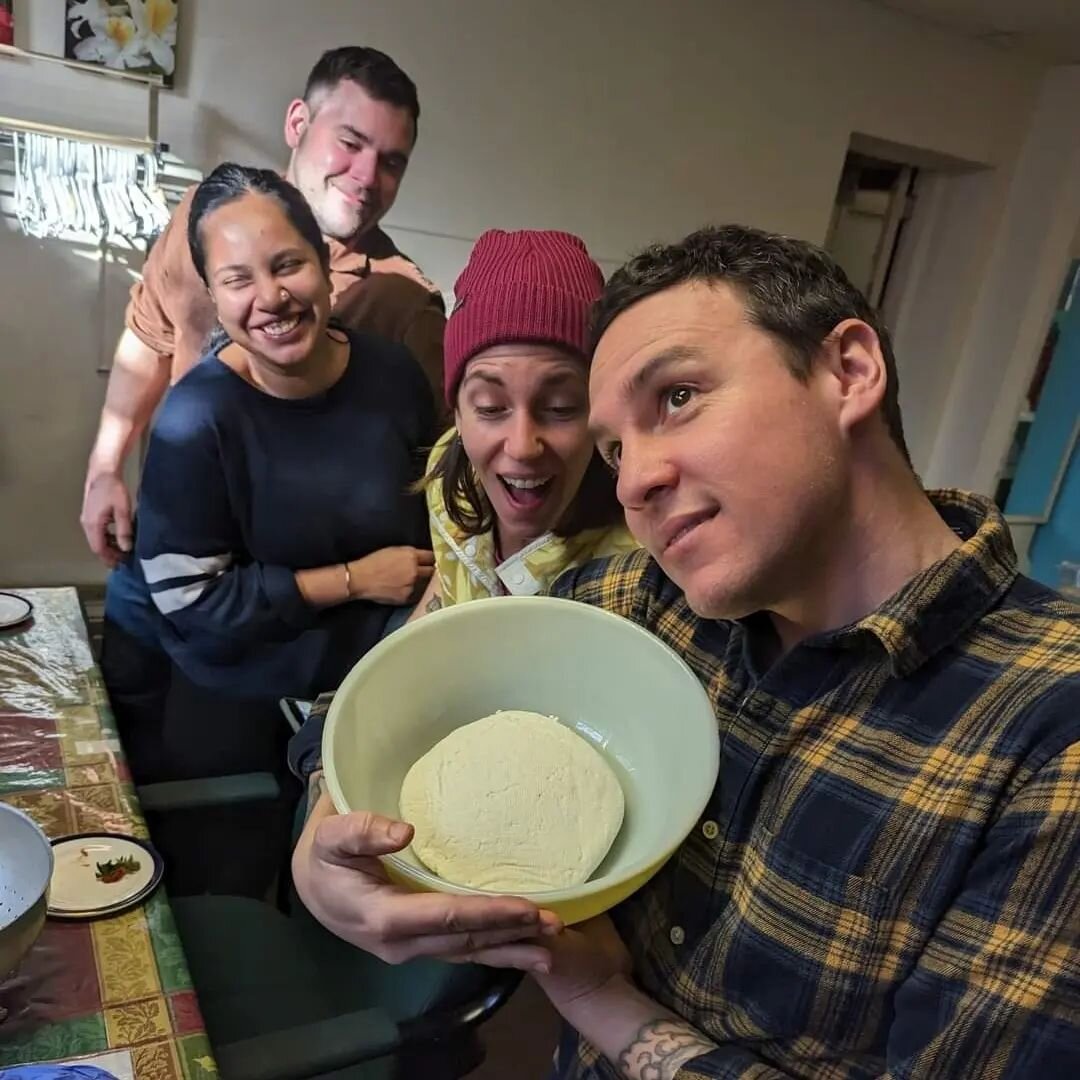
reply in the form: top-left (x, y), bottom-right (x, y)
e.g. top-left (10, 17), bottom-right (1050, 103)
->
top-left (47, 833), bottom-right (163, 919)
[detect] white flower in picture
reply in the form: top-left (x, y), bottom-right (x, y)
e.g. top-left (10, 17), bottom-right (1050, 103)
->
top-left (66, 0), bottom-right (110, 36)
top-left (73, 11), bottom-right (144, 70)
top-left (65, 0), bottom-right (179, 84)
top-left (128, 0), bottom-right (177, 75)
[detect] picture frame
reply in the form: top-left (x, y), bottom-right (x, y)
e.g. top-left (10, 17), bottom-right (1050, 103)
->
top-left (64, 1), bottom-right (178, 86)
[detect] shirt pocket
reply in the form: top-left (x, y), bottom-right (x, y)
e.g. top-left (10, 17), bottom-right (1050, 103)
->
top-left (700, 820), bottom-right (896, 1056)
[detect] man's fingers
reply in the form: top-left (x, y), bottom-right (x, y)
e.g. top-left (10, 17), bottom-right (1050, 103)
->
top-left (415, 549), bottom-right (436, 566)
top-left (448, 942), bottom-right (554, 971)
top-left (85, 524), bottom-right (108, 559)
top-left (112, 499), bottom-right (134, 552)
top-left (81, 503), bottom-right (108, 555)
top-left (404, 923), bottom-right (552, 960)
top-left (87, 525), bottom-right (120, 566)
top-left (377, 890), bottom-right (546, 941)
top-left (315, 809), bottom-right (414, 864)
top-left (536, 909), bottom-right (562, 934)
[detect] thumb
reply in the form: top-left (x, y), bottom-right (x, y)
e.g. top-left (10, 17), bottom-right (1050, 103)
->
top-left (316, 809), bottom-right (414, 863)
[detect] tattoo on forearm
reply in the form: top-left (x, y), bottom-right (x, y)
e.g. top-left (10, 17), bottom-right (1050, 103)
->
top-left (425, 593), bottom-right (443, 614)
top-left (617, 1019), bottom-right (717, 1080)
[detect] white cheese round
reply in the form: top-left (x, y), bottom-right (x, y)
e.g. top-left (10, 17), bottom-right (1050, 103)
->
top-left (399, 710), bottom-right (625, 892)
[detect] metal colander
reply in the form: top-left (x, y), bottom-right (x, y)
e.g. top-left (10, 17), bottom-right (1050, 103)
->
top-left (0, 803), bottom-right (52, 976)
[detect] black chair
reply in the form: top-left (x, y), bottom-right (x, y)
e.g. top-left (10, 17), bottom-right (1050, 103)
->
top-left (138, 774), bottom-right (521, 1080)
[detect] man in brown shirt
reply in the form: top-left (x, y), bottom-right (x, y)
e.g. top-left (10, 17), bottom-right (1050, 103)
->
top-left (81, 46), bottom-right (446, 566)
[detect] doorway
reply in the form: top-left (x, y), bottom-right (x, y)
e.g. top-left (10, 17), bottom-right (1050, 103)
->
top-left (825, 151), bottom-right (917, 308)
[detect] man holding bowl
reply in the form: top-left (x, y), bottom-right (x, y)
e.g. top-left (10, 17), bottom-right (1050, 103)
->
top-left (294, 225), bottom-right (1080, 1079)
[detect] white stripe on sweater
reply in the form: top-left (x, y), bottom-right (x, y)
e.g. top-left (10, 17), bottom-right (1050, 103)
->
top-left (150, 579), bottom-right (209, 615)
top-left (141, 551), bottom-right (232, 585)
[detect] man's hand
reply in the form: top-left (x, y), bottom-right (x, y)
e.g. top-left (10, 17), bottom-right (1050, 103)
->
top-left (80, 472), bottom-right (134, 567)
top-left (292, 795), bottom-right (562, 966)
top-left (533, 915), bottom-right (634, 1009)
top-left (81, 330), bottom-right (170, 567)
top-left (533, 916), bottom-right (719, 1080)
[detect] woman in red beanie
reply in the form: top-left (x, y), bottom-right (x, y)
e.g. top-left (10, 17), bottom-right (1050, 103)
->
top-left (286, 230), bottom-right (635, 798)
top-left (418, 229), bottom-right (636, 611)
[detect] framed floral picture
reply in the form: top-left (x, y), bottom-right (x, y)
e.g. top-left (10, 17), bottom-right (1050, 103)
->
top-left (0, 1), bottom-right (13, 48)
top-left (64, 1), bottom-right (178, 86)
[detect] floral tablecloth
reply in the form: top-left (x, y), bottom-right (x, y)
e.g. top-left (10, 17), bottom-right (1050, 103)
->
top-left (0, 588), bottom-right (217, 1079)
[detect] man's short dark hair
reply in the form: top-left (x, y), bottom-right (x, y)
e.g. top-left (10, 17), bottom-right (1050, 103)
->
top-left (303, 47), bottom-right (420, 137)
top-left (592, 225), bottom-right (910, 464)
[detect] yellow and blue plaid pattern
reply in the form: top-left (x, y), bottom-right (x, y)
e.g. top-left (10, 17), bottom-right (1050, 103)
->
top-left (550, 491), bottom-right (1080, 1079)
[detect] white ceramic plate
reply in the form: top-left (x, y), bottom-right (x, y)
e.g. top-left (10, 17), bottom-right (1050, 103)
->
top-left (0, 591), bottom-right (33, 630)
top-left (48, 833), bottom-right (163, 919)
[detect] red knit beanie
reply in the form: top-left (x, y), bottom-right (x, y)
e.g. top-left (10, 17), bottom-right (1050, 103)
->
top-left (443, 229), bottom-right (604, 406)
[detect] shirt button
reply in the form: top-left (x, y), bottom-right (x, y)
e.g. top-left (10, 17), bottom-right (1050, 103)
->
top-left (669, 925), bottom-right (685, 946)
top-left (702, 820), bottom-right (719, 840)
top-left (510, 571), bottom-right (525, 585)
top-left (464, 541), bottom-right (477, 557)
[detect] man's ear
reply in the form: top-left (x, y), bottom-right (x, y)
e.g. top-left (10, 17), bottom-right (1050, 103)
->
top-left (283, 98), bottom-right (310, 152)
top-left (818, 318), bottom-right (888, 435)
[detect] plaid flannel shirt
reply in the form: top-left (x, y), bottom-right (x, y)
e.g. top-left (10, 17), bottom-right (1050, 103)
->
top-left (549, 490), bottom-right (1080, 1080)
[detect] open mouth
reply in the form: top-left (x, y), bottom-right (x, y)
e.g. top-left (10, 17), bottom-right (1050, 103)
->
top-left (498, 475), bottom-right (554, 511)
top-left (254, 311), bottom-right (308, 344)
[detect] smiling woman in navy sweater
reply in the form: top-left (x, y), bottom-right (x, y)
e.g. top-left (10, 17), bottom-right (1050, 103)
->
top-left (101, 165), bottom-right (436, 889)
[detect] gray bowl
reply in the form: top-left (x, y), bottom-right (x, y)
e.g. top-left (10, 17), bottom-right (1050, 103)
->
top-left (0, 803), bottom-right (53, 975)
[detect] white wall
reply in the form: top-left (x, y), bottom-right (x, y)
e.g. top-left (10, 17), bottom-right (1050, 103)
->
top-left (164, 0), bottom-right (1046, 268)
top-left (0, 0), bottom-right (1050, 584)
top-left (922, 65), bottom-right (1080, 494)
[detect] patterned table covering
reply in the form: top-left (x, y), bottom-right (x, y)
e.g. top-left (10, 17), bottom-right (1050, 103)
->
top-left (0, 588), bottom-right (217, 1078)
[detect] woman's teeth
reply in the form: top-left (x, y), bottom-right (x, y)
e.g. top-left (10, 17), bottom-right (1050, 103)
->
top-left (502, 476), bottom-right (552, 490)
top-left (262, 315), bottom-right (301, 337)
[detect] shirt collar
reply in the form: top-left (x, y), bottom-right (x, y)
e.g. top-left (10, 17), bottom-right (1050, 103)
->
top-left (326, 226), bottom-right (399, 278)
top-left (441, 525), bottom-right (583, 598)
top-left (827, 489), bottom-right (1018, 676)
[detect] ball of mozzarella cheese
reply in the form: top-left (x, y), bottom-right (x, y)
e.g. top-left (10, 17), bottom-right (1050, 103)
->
top-left (399, 710), bottom-right (625, 892)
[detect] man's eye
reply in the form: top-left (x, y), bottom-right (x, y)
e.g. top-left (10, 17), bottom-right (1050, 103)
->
top-left (605, 443), bottom-right (621, 473)
top-left (663, 386), bottom-right (695, 415)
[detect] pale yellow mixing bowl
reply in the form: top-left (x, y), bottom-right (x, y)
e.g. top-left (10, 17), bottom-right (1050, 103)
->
top-left (323, 596), bottom-right (718, 924)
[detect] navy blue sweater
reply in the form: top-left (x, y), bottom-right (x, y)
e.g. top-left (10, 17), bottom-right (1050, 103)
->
top-left (117, 330), bottom-right (434, 700)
